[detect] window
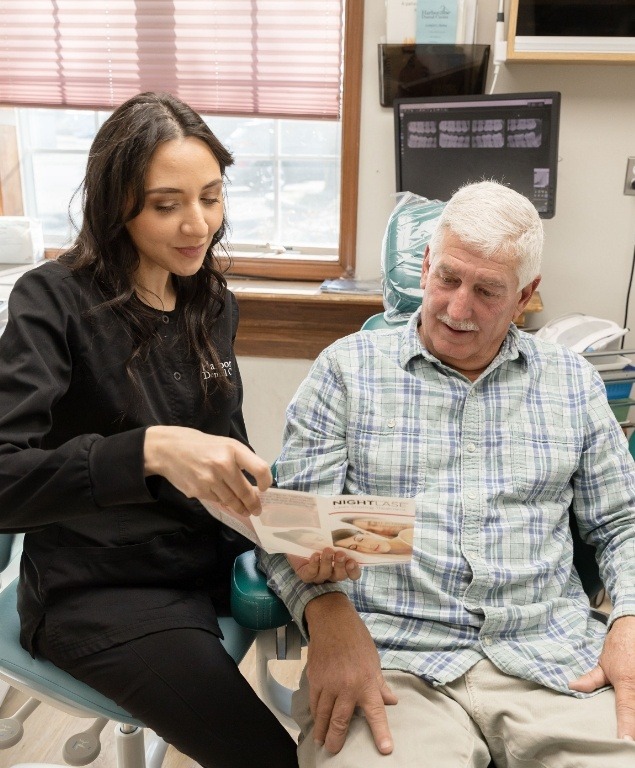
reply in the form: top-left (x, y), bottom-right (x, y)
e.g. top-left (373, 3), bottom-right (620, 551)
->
top-left (18, 109), bottom-right (341, 254)
top-left (18, 109), bottom-right (107, 247)
top-left (2, 0), bottom-right (364, 281)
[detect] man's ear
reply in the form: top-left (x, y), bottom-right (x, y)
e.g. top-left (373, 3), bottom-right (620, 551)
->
top-left (420, 246), bottom-right (431, 290)
top-left (516, 275), bottom-right (541, 315)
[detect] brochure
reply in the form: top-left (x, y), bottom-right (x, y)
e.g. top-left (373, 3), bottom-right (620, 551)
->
top-left (319, 277), bottom-right (383, 295)
top-left (416, 0), bottom-right (461, 44)
top-left (385, 0), bottom-right (418, 45)
top-left (199, 488), bottom-right (416, 566)
top-left (386, 0), bottom-right (477, 45)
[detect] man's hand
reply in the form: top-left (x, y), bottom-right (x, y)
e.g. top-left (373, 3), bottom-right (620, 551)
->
top-left (569, 615), bottom-right (635, 740)
top-left (304, 593), bottom-right (397, 755)
top-left (288, 549), bottom-right (361, 584)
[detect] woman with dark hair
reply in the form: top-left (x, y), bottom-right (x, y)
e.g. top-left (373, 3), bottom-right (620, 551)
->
top-left (0, 92), bottom-right (297, 767)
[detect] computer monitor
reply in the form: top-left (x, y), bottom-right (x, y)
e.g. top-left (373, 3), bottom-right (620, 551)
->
top-left (394, 91), bottom-right (561, 218)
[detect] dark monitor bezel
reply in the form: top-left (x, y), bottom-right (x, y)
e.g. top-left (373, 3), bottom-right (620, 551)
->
top-left (393, 90), bottom-right (561, 219)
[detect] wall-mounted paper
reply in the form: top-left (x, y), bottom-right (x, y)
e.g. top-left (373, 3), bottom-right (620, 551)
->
top-left (416, 0), bottom-right (461, 44)
top-left (386, 0), bottom-right (417, 44)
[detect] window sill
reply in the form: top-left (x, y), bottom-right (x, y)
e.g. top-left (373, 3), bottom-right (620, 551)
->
top-left (228, 278), bottom-right (383, 359)
top-left (222, 252), bottom-right (344, 282)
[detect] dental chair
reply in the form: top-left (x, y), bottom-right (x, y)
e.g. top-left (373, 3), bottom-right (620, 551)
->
top-left (0, 533), bottom-right (22, 710)
top-left (0, 532), bottom-right (301, 768)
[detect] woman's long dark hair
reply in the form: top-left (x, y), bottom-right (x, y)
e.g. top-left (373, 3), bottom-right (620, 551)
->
top-left (59, 91), bottom-right (235, 394)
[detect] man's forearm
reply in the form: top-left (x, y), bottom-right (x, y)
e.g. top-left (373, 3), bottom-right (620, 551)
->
top-left (305, 592), bottom-right (359, 638)
top-left (256, 548), bottom-right (346, 636)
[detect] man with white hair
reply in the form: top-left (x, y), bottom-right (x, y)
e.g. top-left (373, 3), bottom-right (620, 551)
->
top-left (260, 181), bottom-right (635, 767)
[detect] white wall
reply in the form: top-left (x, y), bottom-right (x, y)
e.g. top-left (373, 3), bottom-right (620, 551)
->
top-left (240, 356), bottom-right (311, 463)
top-left (240, 0), bottom-right (635, 463)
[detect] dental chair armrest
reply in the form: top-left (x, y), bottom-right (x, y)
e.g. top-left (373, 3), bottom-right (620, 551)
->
top-left (231, 550), bottom-right (292, 630)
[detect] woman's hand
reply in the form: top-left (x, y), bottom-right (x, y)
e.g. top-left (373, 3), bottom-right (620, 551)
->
top-left (144, 425), bottom-right (272, 516)
top-left (287, 549), bottom-right (362, 584)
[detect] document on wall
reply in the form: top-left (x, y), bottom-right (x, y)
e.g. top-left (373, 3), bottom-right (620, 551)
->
top-left (416, 0), bottom-right (461, 44)
top-left (385, 0), bottom-right (477, 45)
top-left (385, 0), bottom-right (418, 44)
top-left (199, 488), bottom-right (416, 566)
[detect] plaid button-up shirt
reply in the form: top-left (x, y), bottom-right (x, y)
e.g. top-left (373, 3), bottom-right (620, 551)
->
top-left (258, 309), bottom-right (635, 695)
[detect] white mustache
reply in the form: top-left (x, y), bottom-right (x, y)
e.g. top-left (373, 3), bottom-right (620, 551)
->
top-left (437, 313), bottom-right (480, 332)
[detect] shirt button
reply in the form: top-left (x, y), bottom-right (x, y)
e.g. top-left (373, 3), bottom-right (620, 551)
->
top-left (387, 419), bottom-right (396, 428)
top-left (466, 442), bottom-right (476, 452)
top-left (483, 637), bottom-right (493, 646)
top-left (467, 491), bottom-right (477, 500)
top-left (162, 315), bottom-right (170, 324)
top-left (173, 372), bottom-right (182, 381)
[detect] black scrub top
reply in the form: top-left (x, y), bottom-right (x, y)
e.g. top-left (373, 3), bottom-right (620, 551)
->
top-left (0, 260), bottom-right (252, 658)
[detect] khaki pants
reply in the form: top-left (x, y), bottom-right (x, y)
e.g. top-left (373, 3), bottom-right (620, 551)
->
top-left (293, 659), bottom-right (635, 767)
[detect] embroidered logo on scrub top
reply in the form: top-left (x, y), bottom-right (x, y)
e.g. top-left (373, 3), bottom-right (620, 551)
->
top-left (202, 360), bottom-right (232, 379)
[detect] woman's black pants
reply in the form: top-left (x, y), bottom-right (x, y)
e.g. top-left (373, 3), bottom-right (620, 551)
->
top-left (37, 625), bottom-right (298, 768)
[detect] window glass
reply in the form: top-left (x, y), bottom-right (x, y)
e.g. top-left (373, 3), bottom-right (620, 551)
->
top-left (280, 120), bottom-right (340, 156)
top-left (280, 157), bottom-right (340, 248)
top-left (18, 108), bottom-right (340, 252)
top-left (31, 152), bottom-right (85, 241)
top-left (209, 115), bottom-right (340, 250)
top-left (24, 108), bottom-right (98, 151)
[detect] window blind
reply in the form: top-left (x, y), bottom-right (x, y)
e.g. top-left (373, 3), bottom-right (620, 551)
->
top-left (0, 0), bottom-right (344, 119)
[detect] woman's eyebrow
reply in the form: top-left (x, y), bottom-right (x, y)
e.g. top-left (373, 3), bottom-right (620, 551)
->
top-left (145, 178), bottom-right (223, 195)
top-left (201, 179), bottom-right (223, 192)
